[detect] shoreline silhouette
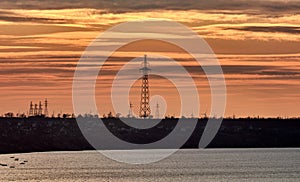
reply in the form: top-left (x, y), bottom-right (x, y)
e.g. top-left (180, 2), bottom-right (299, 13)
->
top-left (0, 117), bottom-right (299, 154)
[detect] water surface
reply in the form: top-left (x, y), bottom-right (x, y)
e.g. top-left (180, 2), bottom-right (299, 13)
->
top-left (0, 148), bottom-right (299, 181)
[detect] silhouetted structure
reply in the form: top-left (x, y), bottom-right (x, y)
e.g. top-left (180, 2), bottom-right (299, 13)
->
top-left (29, 102), bottom-right (34, 116)
top-left (127, 102), bottom-right (134, 118)
top-left (44, 99), bottom-right (48, 117)
top-left (34, 104), bottom-right (38, 116)
top-left (139, 55), bottom-right (151, 118)
top-left (155, 102), bottom-right (160, 119)
top-left (38, 101), bottom-right (43, 116)
top-left (28, 99), bottom-right (49, 117)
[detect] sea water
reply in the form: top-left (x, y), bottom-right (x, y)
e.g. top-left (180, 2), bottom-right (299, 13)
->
top-left (0, 148), bottom-right (299, 181)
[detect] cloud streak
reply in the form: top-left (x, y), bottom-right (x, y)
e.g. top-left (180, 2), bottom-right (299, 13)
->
top-left (228, 26), bottom-right (300, 34)
top-left (0, 1), bottom-right (299, 116)
top-left (0, 0), bottom-right (299, 14)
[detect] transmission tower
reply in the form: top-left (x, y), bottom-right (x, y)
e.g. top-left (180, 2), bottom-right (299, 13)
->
top-left (139, 55), bottom-right (151, 118)
top-left (38, 101), bottom-right (43, 116)
top-left (34, 104), bottom-right (38, 116)
top-left (29, 101), bottom-right (34, 116)
top-left (44, 99), bottom-right (48, 117)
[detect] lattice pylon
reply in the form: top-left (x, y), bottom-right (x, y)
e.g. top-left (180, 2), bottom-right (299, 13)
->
top-left (139, 55), bottom-right (151, 118)
top-left (139, 75), bottom-right (151, 118)
top-left (44, 99), bottom-right (48, 117)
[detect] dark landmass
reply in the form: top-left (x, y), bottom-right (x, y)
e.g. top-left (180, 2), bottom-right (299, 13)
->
top-left (0, 117), bottom-right (299, 154)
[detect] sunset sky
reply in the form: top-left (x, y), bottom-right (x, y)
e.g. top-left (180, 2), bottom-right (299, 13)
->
top-left (0, 0), bottom-right (299, 117)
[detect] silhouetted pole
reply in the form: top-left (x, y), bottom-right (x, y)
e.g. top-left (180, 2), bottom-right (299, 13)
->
top-left (155, 102), bottom-right (160, 119)
top-left (44, 99), bottom-right (48, 117)
top-left (128, 102), bottom-right (134, 118)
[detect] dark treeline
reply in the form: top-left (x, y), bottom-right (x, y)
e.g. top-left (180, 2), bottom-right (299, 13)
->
top-left (0, 117), bottom-right (299, 154)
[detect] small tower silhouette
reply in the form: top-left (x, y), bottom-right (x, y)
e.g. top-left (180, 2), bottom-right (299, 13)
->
top-left (139, 55), bottom-right (151, 118)
top-left (34, 104), bottom-right (38, 116)
top-left (127, 102), bottom-right (134, 118)
top-left (155, 102), bottom-right (160, 119)
top-left (44, 99), bottom-right (48, 117)
top-left (38, 101), bottom-right (43, 116)
top-left (29, 101), bottom-right (34, 116)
